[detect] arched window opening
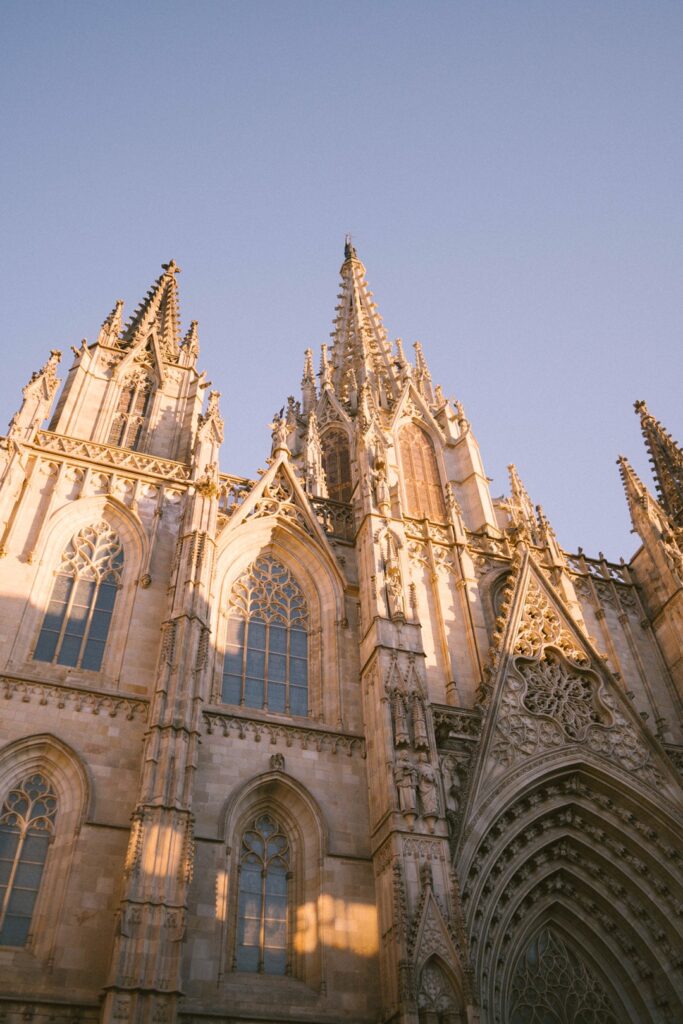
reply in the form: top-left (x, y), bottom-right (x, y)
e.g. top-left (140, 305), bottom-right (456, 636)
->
top-left (223, 556), bottom-right (309, 715)
top-left (235, 812), bottom-right (290, 975)
top-left (399, 422), bottom-right (446, 522)
top-left (417, 958), bottom-right (462, 1024)
top-left (509, 927), bottom-right (620, 1024)
top-left (33, 522), bottom-right (124, 671)
top-left (0, 773), bottom-right (57, 947)
top-left (108, 373), bottom-right (153, 450)
top-left (321, 428), bottom-right (352, 503)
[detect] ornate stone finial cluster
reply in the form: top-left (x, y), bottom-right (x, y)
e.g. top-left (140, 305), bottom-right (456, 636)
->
top-left (301, 347), bottom-right (317, 414)
top-left (344, 234), bottom-right (358, 261)
top-left (506, 464), bottom-right (540, 546)
top-left (634, 400), bottom-right (683, 527)
top-left (97, 300), bottom-right (125, 347)
top-left (181, 320), bottom-right (200, 359)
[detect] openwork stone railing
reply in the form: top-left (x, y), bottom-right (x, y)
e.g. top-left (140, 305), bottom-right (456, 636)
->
top-left (310, 496), bottom-right (355, 541)
top-left (32, 430), bottom-right (191, 483)
top-left (203, 708), bottom-right (365, 757)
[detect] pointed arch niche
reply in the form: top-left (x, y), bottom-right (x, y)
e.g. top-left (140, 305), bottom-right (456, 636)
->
top-left (212, 522), bottom-right (347, 726)
top-left (9, 497), bottom-right (146, 684)
top-left (460, 762), bottom-right (683, 1024)
top-left (221, 772), bottom-right (326, 991)
top-left (417, 955), bottom-right (465, 1024)
top-left (0, 734), bottom-right (90, 963)
top-left (320, 427), bottom-right (352, 503)
top-left (398, 421), bottom-right (446, 522)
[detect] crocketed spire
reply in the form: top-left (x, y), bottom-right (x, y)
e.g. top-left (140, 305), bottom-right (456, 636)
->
top-left (121, 260), bottom-right (183, 363)
top-left (635, 400), bottom-right (683, 526)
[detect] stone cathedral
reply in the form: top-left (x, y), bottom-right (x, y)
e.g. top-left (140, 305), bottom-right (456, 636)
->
top-left (0, 242), bottom-right (682, 1024)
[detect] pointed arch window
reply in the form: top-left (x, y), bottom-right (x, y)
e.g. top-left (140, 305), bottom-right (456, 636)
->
top-left (0, 773), bottom-right (57, 947)
top-left (399, 422), bottom-right (446, 522)
top-left (108, 373), bottom-right (153, 450)
top-left (321, 428), bottom-right (352, 503)
top-left (33, 522), bottom-right (123, 672)
top-left (235, 812), bottom-right (290, 974)
top-left (222, 556), bottom-right (309, 715)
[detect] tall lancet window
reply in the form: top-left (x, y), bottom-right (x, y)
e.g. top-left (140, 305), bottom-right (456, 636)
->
top-left (34, 522), bottom-right (124, 671)
top-left (0, 773), bottom-right (57, 946)
top-left (108, 373), bottom-right (153, 450)
top-left (222, 556), bottom-right (309, 715)
top-left (235, 813), bottom-right (290, 974)
top-left (321, 428), bottom-right (352, 503)
top-left (399, 422), bottom-right (446, 522)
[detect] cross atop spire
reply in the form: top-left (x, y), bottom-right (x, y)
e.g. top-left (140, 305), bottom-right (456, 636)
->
top-left (121, 261), bottom-right (183, 363)
top-left (634, 400), bottom-right (683, 526)
top-left (329, 240), bottom-right (399, 409)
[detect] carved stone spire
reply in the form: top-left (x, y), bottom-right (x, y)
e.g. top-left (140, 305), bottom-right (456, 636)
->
top-left (635, 400), bottom-right (683, 527)
top-left (301, 347), bottom-right (317, 415)
top-left (121, 260), bottom-right (183, 363)
top-left (507, 464), bottom-right (541, 545)
top-left (329, 240), bottom-right (399, 409)
top-left (96, 299), bottom-right (124, 347)
top-left (413, 341), bottom-right (434, 404)
top-left (180, 320), bottom-right (199, 361)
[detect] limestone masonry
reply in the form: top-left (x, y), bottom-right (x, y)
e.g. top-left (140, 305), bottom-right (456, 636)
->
top-left (0, 243), bottom-right (681, 1024)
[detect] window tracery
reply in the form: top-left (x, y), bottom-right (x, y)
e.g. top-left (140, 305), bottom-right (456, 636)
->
top-left (108, 372), bottom-right (153, 450)
top-left (509, 927), bottom-right (619, 1024)
top-left (34, 522), bottom-right (124, 671)
top-left (399, 422), bottom-right (446, 522)
top-left (222, 556), bottom-right (309, 715)
top-left (417, 957), bottom-right (461, 1023)
top-left (321, 428), bottom-right (352, 503)
top-left (235, 812), bottom-right (290, 975)
top-left (0, 773), bottom-right (57, 947)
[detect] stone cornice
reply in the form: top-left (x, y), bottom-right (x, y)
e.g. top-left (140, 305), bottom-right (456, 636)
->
top-left (0, 672), bottom-right (149, 720)
top-left (203, 706), bottom-right (366, 758)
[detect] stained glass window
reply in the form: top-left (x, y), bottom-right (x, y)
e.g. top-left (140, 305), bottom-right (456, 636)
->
top-left (321, 428), bottom-right (352, 503)
top-left (399, 422), bottom-right (446, 522)
top-left (222, 556), bottom-right (309, 715)
top-left (34, 522), bottom-right (123, 672)
top-left (235, 813), bottom-right (290, 975)
top-left (108, 375), bottom-right (152, 450)
top-left (0, 773), bottom-right (57, 947)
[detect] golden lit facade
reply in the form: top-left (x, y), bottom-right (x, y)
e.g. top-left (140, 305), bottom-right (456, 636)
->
top-left (0, 246), bottom-right (681, 1024)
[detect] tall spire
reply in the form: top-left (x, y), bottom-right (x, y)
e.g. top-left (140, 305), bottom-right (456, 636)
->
top-left (301, 347), bottom-right (317, 414)
top-left (121, 260), bottom-right (182, 363)
top-left (635, 400), bottom-right (683, 526)
top-left (413, 341), bottom-right (434, 403)
top-left (329, 239), bottom-right (399, 408)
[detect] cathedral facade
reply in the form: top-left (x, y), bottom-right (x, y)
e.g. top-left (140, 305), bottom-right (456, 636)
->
top-left (0, 243), bottom-right (681, 1024)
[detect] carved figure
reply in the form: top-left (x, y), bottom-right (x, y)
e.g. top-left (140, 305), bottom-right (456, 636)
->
top-left (417, 757), bottom-right (439, 819)
top-left (394, 756), bottom-right (417, 821)
top-left (372, 456), bottom-right (391, 512)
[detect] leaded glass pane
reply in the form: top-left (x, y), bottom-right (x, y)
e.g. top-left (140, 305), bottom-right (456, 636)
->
top-left (222, 557), bottom-right (308, 714)
top-left (34, 523), bottom-right (123, 671)
top-left (235, 814), bottom-right (289, 974)
top-left (0, 774), bottom-right (57, 947)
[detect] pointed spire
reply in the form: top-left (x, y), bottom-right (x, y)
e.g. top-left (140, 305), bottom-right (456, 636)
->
top-left (181, 320), bottom-right (199, 357)
top-left (301, 347), bottom-right (317, 415)
top-left (507, 464), bottom-right (541, 545)
top-left (413, 341), bottom-right (434, 404)
top-left (635, 400), bottom-right (683, 526)
top-left (330, 239), bottom-right (399, 408)
top-left (617, 454), bottom-right (663, 527)
top-left (121, 260), bottom-right (182, 362)
top-left (96, 300), bottom-right (124, 347)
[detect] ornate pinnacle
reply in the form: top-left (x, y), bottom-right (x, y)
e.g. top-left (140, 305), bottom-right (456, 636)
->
top-left (97, 300), bottom-right (124, 347)
top-left (343, 234), bottom-right (358, 261)
top-left (634, 400), bottom-right (683, 526)
top-left (181, 320), bottom-right (199, 357)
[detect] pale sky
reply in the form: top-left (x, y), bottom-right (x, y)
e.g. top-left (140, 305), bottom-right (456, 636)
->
top-left (2, 1), bottom-right (682, 560)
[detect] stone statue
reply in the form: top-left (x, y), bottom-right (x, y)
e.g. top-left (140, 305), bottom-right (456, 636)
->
top-left (394, 756), bottom-right (417, 820)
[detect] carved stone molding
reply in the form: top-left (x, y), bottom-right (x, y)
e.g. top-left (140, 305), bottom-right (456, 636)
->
top-left (0, 674), bottom-right (148, 720)
top-left (203, 710), bottom-right (366, 757)
top-left (31, 431), bottom-right (191, 483)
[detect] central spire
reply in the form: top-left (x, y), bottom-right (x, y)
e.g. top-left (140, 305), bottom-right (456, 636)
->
top-left (329, 239), bottom-right (399, 408)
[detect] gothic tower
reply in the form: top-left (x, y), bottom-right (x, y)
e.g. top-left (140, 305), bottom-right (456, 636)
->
top-left (0, 246), bottom-right (681, 1024)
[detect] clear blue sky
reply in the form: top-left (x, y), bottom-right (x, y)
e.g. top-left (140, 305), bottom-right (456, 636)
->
top-left (2, 1), bottom-right (682, 560)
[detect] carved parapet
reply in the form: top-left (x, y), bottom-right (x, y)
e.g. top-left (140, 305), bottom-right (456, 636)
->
top-left (31, 431), bottom-right (191, 483)
top-left (433, 706), bottom-right (483, 749)
top-left (310, 495), bottom-right (355, 541)
top-left (0, 674), bottom-right (148, 720)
